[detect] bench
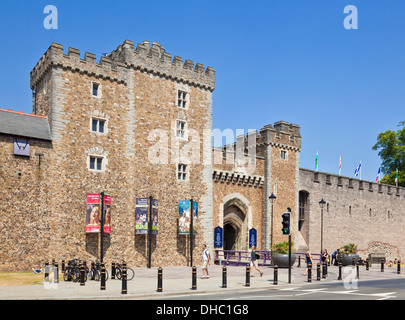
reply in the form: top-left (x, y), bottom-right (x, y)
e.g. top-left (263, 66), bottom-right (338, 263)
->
top-left (368, 253), bottom-right (386, 266)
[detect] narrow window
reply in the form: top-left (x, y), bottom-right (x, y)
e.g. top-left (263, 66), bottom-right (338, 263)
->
top-left (177, 164), bottom-right (187, 181)
top-left (280, 150), bottom-right (287, 160)
top-left (91, 118), bottom-right (106, 133)
top-left (89, 156), bottom-right (103, 171)
top-left (92, 83), bottom-right (99, 97)
top-left (176, 120), bottom-right (186, 138)
top-left (177, 90), bottom-right (187, 109)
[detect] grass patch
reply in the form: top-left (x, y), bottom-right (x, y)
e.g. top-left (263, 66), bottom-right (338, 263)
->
top-left (0, 272), bottom-right (44, 286)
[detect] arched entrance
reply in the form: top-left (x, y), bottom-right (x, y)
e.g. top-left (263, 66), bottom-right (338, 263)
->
top-left (223, 196), bottom-right (249, 251)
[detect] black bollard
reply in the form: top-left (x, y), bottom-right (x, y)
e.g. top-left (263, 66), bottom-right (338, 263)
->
top-left (322, 262), bottom-right (327, 279)
top-left (100, 263), bottom-right (106, 290)
top-left (44, 261), bottom-right (49, 282)
top-left (366, 259), bottom-right (369, 271)
top-left (222, 266), bottom-right (227, 288)
top-left (381, 259), bottom-right (384, 272)
top-left (157, 267), bottom-right (163, 292)
top-left (298, 256), bottom-right (301, 267)
top-left (245, 265), bottom-right (250, 287)
top-left (62, 260), bottom-right (65, 273)
top-left (337, 262), bottom-right (342, 280)
top-left (192, 266), bottom-right (197, 290)
top-left (121, 261), bottom-right (128, 294)
top-left (352, 257), bottom-right (355, 266)
top-left (111, 261), bottom-right (116, 280)
top-left (80, 263), bottom-right (85, 286)
top-left (398, 260), bottom-right (401, 274)
top-left (274, 265), bottom-right (278, 285)
top-left (54, 262), bottom-right (59, 283)
top-left (316, 263), bottom-right (321, 281)
top-left (356, 263), bottom-right (359, 279)
top-left (307, 264), bottom-right (312, 282)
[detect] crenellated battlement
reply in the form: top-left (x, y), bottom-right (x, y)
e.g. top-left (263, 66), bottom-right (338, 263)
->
top-left (30, 42), bottom-right (128, 89)
top-left (30, 40), bottom-right (216, 92)
top-left (109, 40), bottom-right (215, 91)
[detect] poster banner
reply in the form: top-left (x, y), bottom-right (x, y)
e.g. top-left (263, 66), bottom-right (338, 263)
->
top-left (103, 195), bottom-right (111, 234)
top-left (86, 194), bottom-right (101, 233)
top-left (214, 226), bottom-right (223, 248)
top-left (249, 228), bottom-right (257, 248)
top-left (135, 198), bottom-right (149, 234)
top-left (152, 199), bottom-right (158, 235)
top-left (178, 200), bottom-right (198, 235)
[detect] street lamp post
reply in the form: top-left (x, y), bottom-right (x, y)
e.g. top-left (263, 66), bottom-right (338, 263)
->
top-left (269, 193), bottom-right (277, 256)
top-left (319, 198), bottom-right (326, 258)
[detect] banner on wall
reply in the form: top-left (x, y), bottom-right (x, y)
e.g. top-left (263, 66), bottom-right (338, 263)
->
top-left (214, 226), bottom-right (223, 248)
top-left (86, 194), bottom-right (101, 233)
top-left (178, 200), bottom-right (198, 235)
top-left (86, 194), bottom-right (112, 233)
top-left (152, 199), bottom-right (158, 235)
top-left (103, 194), bottom-right (111, 234)
top-left (135, 198), bottom-right (149, 234)
top-left (249, 228), bottom-right (257, 248)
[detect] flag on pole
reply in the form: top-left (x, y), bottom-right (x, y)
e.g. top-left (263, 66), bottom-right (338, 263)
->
top-left (315, 151), bottom-right (319, 171)
top-left (354, 161), bottom-right (362, 178)
top-left (376, 167), bottom-right (381, 182)
top-left (338, 156), bottom-right (342, 176)
top-left (395, 168), bottom-right (399, 186)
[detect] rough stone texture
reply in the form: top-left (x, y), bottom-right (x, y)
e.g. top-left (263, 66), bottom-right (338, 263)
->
top-left (299, 169), bottom-right (405, 261)
top-left (0, 40), bottom-right (215, 271)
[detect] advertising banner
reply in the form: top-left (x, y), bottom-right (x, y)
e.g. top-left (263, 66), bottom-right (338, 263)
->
top-left (103, 194), bottom-right (111, 234)
top-left (178, 200), bottom-right (198, 235)
top-left (152, 199), bottom-right (158, 235)
top-left (135, 198), bottom-right (149, 234)
top-left (214, 226), bottom-right (223, 248)
top-left (249, 228), bottom-right (257, 248)
top-left (86, 194), bottom-right (101, 233)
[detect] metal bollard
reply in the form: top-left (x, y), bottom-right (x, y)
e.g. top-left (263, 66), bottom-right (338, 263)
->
top-left (121, 261), bottom-right (128, 294)
top-left (352, 257), bottom-right (355, 266)
top-left (307, 264), bottom-right (312, 282)
top-left (111, 261), bottom-right (116, 280)
top-left (322, 262), bottom-right (327, 278)
top-left (80, 262), bottom-right (85, 286)
top-left (44, 261), bottom-right (49, 282)
top-left (274, 265), bottom-right (278, 285)
top-left (62, 260), bottom-right (65, 273)
top-left (100, 263), bottom-right (106, 290)
top-left (381, 259), bottom-right (384, 272)
top-left (337, 262), bottom-right (342, 280)
top-left (398, 260), bottom-right (401, 274)
top-left (222, 266), bottom-right (227, 288)
top-left (316, 263), bottom-right (321, 281)
top-left (366, 259), bottom-right (369, 270)
top-left (157, 267), bottom-right (163, 292)
top-left (191, 266), bottom-right (197, 290)
top-left (245, 265), bottom-right (250, 287)
top-left (356, 263), bottom-right (359, 279)
top-left (54, 262), bottom-right (59, 283)
top-left (298, 256), bottom-right (301, 267)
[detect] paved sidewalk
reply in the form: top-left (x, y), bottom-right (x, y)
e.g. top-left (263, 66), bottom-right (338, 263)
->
top-left (1, 264), bottom-right (404, 300)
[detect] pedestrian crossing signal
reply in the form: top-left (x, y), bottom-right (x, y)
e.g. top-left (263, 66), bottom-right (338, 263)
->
top-left (282, 212), bottom-right (291, 235)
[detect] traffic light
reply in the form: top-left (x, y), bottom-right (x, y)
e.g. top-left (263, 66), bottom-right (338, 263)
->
top-left (282, 212), bottom-right (291, 235)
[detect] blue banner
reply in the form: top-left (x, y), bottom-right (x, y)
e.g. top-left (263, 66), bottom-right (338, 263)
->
top-left (249, 228), bottom-right (257, 248)
top-left (214, 226), bottom-right (223, 248)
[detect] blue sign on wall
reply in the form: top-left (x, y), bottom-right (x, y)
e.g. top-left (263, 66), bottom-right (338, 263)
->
top-left (214, 226), bottom-right (223, 248)
top-left (249, 228), bottom-right (257, 248)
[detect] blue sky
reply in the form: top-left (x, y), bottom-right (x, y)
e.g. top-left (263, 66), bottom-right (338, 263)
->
top-left (0, 0), bottom-right (404, 182)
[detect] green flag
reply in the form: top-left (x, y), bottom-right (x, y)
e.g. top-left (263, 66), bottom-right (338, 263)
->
top-left (395, 169), bottom-right (399, 186)
top-left (315, 151), bottom-right (319, 171)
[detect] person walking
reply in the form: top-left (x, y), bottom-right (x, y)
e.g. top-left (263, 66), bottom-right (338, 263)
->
top-left (250, 246), bottom-right (263, 277)
top-left (303, 250), bottom-right (314, 276)
top-left (201, 244), bottom-right (210, 279)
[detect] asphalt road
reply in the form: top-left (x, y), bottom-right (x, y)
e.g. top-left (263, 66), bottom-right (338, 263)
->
top-left (160, 278), bottom-right (405, 300)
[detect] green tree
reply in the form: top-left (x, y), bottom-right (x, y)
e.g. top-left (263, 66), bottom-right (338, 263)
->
top-left (372, 121), bottom-right (405, 187)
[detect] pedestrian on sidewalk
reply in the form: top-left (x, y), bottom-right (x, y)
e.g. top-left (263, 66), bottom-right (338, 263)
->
top-left (201, 244), bottom-right (210, 279)
top-left (303, 250), bottom-right (314, 276)
top-left (250, 246), bottom-right (263, 277)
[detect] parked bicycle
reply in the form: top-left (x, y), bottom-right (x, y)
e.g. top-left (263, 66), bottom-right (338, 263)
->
top-left (88, 260), bottom-right (109, 281)
top-left (114, 261), bottom-right (135, 281)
